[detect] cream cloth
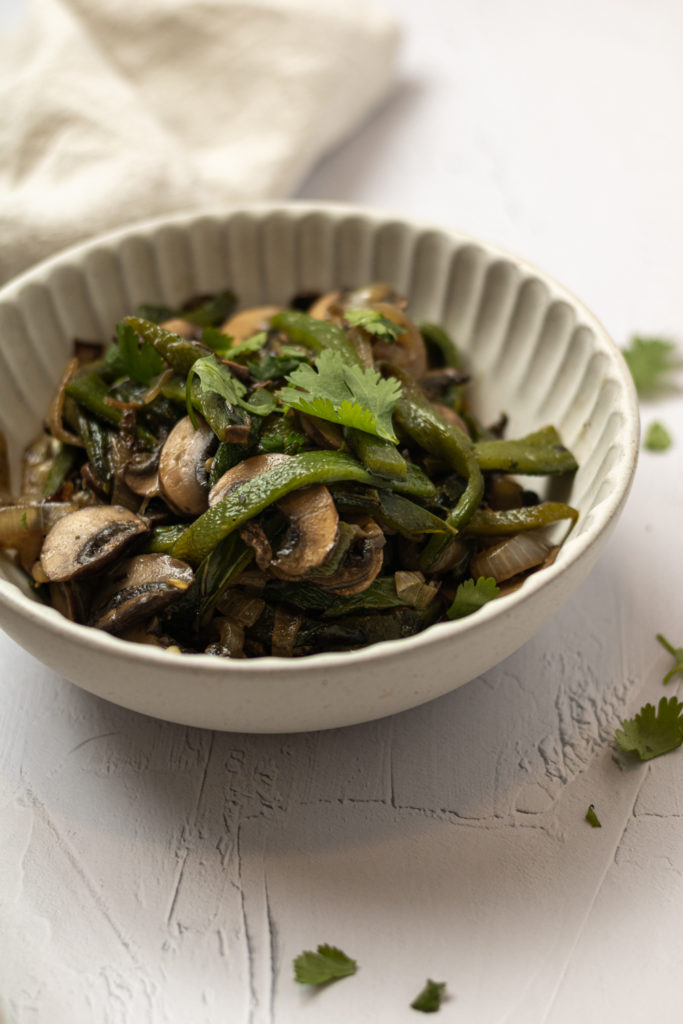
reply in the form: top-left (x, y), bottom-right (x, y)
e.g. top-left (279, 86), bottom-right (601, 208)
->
top-left (0, 0), bottom-right (400, 284)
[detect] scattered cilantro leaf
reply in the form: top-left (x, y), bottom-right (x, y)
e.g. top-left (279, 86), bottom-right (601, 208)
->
top-left (345, 307), bottom-right (406, 341)
top-left (585, 804), bottom-right (601, 828)
top-left (186, 354), bottom-right (276, 425)
top-left (615, 696), bottom-right (683, 761)
top-left (200, 326), bottom-right (233, 357)
top-left (621, 336), bottom-right (677, 395)
top-left (224, 331), bottom-right (269, 360)
top-left (657, 633), bottom-right (683, 685)
top-left (411, 979), bottom-right (446, 1013)
top-left (293, 944), bottom-right (357, 986)
top-left (248, 353), bottom-right (306, 382)
top-left (182, 289), bottom-right (236, 328)
top-left (446, 577), bottom-right (499, 619)
top-left (106, 322), bottom-right (165, 385)
top-left (279, 349), bottom-right (401, 442)
top-left (202, 327), bottom-right (269, 362)
top-left (644, 421), bottom-right (672, 451)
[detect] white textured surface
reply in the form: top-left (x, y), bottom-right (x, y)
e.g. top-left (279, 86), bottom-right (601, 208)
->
top-left (1, 1), bottom-right (683, 1022)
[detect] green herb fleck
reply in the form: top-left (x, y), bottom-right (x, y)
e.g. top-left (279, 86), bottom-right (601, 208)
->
top-left (20, 510), bottom-right (28, 531)
top-left (657, 633), bottom-right (683, 685)
top-left (621, 336), bottom-right (677, 395)
top-left (186, 354), bottom-right (276, 425)
top-left (279, 349), bottom-right (402, 442)
top-left (446, 577), bottom-right (499, 619)
top-left (203, 327), bottom-right (268, 361)
top-left (411, 979), bottom-right (447, 1013)
top-left (616, 695), bottom-right (683, 761)
top-left (293, 944), bottom-right (357, 986)
top-left (585, 804), bottom-right (601, 828)
top-left (644, 421), bottom-right (672, 452)
top-left (345, 307), bottom-right (406, 341)
top-left (106, 322), bottom-right (165, 385)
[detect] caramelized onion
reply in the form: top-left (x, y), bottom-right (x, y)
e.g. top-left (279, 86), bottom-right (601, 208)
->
top-left (470, 530), bottom-right (554, 584)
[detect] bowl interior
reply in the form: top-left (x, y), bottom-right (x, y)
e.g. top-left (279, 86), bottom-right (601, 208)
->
top-left (0, 202), bottom-right (640, 730)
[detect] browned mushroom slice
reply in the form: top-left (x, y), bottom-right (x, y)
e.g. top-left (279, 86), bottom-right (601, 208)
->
top-left (123, 448), bottom-right (161, 498)
top-left (160, 317), bottom-right (201, 340)
top-left (158, 415), bottom-right (217, 517)
top-left (208, 453), bottom-right (290, 506)
top-left (308, 290), bottom-right (342, 321)
top-left (298, 412), bottom-right (344, 450)
top-left (220, 305), bottom-right (284, 342)
top-left (270, 485), bottom-right (339, 578)
top-left (306, 516), bottom-right (385, 596)
top-left (91, 553), bottom-right (194, 635)
top-left (40, 505), bottom-right (149, 582)
top-left (342, 282), bottom-right (407, 309)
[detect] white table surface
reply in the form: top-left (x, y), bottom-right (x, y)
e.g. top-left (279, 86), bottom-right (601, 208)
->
top-left (2, 1), bottom-right (683, 1022)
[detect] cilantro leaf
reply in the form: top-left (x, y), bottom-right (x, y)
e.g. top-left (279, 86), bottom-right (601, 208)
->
top-left (657, 633), bottom-right (683, 685)
top-left (345, 307), bottom-right (406, 340)
top-left (106, 322), bottom-right (165, 385)
top-left (621, 336), bottom-right (677, 395)
top-left (615, 696), bottom-right (683, 761)
top-left (446, 577), bottom-right (499, 619)
top-left (187, 354), bottom-right (276, 423)
top-left (644, 421), bottom-right (672, 452)
top-left (248, 353), bottom-right (305, 382)
top-left (411, 979), bottom-right (446, 1013)
top-left (279, 349), bottom-right (401, 442)
top-left (293, 944), bottom-right (357, 986)
top-left (585, 804), bottom-right (601, 828)
top-left (202, 327), bottom-right (269, 362)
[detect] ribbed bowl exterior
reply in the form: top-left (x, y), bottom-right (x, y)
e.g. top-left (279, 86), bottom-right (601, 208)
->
top-left (0, 203), bottom-right (639, 732)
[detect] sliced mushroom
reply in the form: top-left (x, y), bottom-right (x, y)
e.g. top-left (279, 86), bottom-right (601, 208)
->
top-left (297, 413), bottom-right (344, 450)
top-left (160, 317), bottom-right (200, 340)
top-left (40, 505), bottom-right (149, 582)
top-left (308, 290), bottom-right (342, 320)
top-left (220, 305), bottom-right (284, 342)
top-left (123, 447), bottom-right (161, 498)
top-left (158, 415), bottom-right (217, 517)
top-left (270, 485), bottom-right (339, 578)
top-left (208, 453), bottom-right (290, 506)
top-left (306, 516), bottom-right (385, 595)
top-left (90, 553), bottom-right (194, 634)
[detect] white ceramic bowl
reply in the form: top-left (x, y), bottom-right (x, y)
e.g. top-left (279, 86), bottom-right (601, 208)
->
top-left (0, 202), bottom-right (639, 732)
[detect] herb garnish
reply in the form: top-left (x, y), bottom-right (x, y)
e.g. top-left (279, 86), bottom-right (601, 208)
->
top-left (657, 633), bottom-right (683, 685)
top-left (411, 978), bottom-right (447, 1013)
top-left (621, 336), bottom-right (677, 395)
top-left (585, 804), bottom-right (601, 828)
top-left (616, 695), bottom-right (683, 761)
top-left (345, 307), bottom-right (406, 340)
top-left (446, 577), bottom-right (499, 619)
top-left (185, 354), bottom-right (276, 425)
top-left (279, 349), bottom-right (402, 441)
top-left (644, 421), bottom-right (672, 451)
top-left (106, 322), bottom-right (165, 385)
top-left (293, 944), bottom-right (357, 986)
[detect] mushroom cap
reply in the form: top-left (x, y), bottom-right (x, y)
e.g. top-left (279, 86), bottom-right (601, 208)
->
top-left (158, 415), bottom-right (216, 517)
top-left (39, 505), bottom-right (149, 582)
top-left (91, 553), bottom-right (194, 634)
top-left (270, 485), bottom-right (339, 578)
top-left (208, 453), bottom-right (290, 506)
top-left (306, 516), bottom-right (385, 595)
top-left (220, 305), bottom-right (284, 343)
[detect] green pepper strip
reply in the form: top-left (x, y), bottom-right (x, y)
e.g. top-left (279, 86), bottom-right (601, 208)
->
top-left (271, 310), bottom-right (408, 481)
top-left (66, 373), bottom-right (157, 448)
top-left (392, 367), bottom-right (484, 531)
top-left (465, 501), bottom-right (579, 536)
top-left (474, 427), bottom-right (578, 475)
top-left (171, 450), bottom-right (432, 566)
top-left (125, 316), bottom-right (210, 377)
top-left (418, 322), bottom-right (461, 368)
top-left (374, 491), bottom-right (454, 537)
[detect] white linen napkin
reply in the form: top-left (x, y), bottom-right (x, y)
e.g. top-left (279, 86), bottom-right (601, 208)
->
top-left (0, 0), bottom-right (400, 284)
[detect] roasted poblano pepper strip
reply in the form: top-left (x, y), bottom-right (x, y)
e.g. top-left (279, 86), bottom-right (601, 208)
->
top-left (474, 427), bottom-right (578, 475)
top-left (345, 427), bottom-right (407, 480)
top-left (144, 523), bottom-right (187, 553)
top-left (66, 372), bottom-right (157, 447)
top-left (465, 501), bottom-right (579, 536)
top-left (171, 450), bottom-right (434, 566)
top-left (160, 373), bottom-right (249, 442)
top-left (42, 443), bottom-right (79, 497)
top-left (125, 316), bottom-right (209, 376)
top-left (419, 321), bottom-right (462, 368)
top-left (392, 367), bottom-right (484, 532)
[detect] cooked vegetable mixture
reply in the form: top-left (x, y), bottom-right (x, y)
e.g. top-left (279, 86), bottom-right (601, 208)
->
top-left (0, 283), bottom-right (579, 657)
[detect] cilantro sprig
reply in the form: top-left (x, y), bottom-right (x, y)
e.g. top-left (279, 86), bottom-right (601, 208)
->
top-left (616, 695), bottom-right (683, 761)
top-left (657, 634), bottom-right (683, 685)
top-left (446, 577), bottom-right (499, 619)
top-left (644, 421), bottom-right (672, 452)
top-left (621, 336), bottom-right (678, 395)
top-left (585, 804), bottom-right (601, 828)
top-left (279, 349), bottom-right (402, 442)
top-left (293, 944), bottom-right (357, 986)
top-left (411, 978), bottom-right (447, 1013)
top-left (106, 322), bottom-right (165, 385)
top-left (186, 354), bottom-right (276, 425)
top-left (345, 307), bottom-right (406, 341)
